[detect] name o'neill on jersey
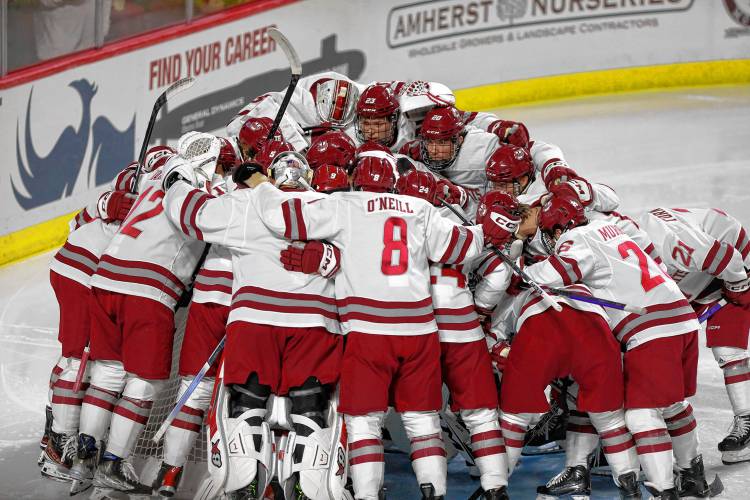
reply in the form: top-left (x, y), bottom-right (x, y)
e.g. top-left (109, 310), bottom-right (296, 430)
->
top-left (366, 196), bottom-right (415, 214)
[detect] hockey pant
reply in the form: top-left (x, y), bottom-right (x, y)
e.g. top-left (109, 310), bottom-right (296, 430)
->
top-left (50, 356), bottom-right (90, 434)
top-left (79, 360), bottom-right (165, 458)
top-left (461, 408), bottom-right (507, 491)
top-left (625, 401), bottom-right (699, 492)
top-left (713, 346), bottom-right (750, 417)
top-left (163, 377), bottom-right (214, 467)
top-left (347, 411), bottom-right (447, 499)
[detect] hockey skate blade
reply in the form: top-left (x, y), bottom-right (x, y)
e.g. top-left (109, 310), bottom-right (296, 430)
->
top-left (69, 477), bottom-right (93, 496)
top-left (522, 441), bottom-right (565, 456)
top-left (721, 446), bottom-right (750, 465)
top-left (40, 460), bottom-right (74, 483)
top-left (536, 494), bottom-right (589, 500)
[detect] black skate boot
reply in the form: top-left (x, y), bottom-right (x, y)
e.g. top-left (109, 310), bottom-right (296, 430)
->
top-left (615, 471), bottom-right (641, 499)
top-left (536, 465), bottom-right (591, 499)
top-left (676, 454), bottom-right (723, 498)
top-left (40, 430), bottom-right (76, 482)
top-left (643, 486), bottom-right (678, 500)
top-left (420, 483), bottom-right (444, 499)
top-left (40, 405), bottom-right (53, 449)
top-left (718, 414), bottom-right (750, 453)
top-left (69, 433), bottom-right (99, 496)
top-left (93, 453), bottom-right (152, 495)
top-left (152, 462), bottom-right (183, 497)
top-left (484, 486), bottom-right (510, 499)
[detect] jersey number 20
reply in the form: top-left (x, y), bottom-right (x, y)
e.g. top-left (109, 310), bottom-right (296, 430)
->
top-left (382, 217), bottom-right (408, 275)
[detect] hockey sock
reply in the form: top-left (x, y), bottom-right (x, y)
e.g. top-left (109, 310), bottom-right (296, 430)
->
top-left (164, 376), bottom-right (213, 468)
top-left (346, 412), bottom-right (386, 500)
top-left (79, 360), bottom-right (126, 442)
top-left (589, 410), bottom-right (639, 481)
top-left (290, 376), bottom-right (329, 433)
top-left (663, 401), bottom-right (699, 469)
top-left (721, 359), bottom-right (750, 415)
top-left (51, 357), bottom-right (89, 434)
top-left (565, 410), bottom-right (599, 468)
top-left (48, 356), bottom-right (65, 405)
top-left (625, 408), bottom-right (674, 491)
top-left (106, 376), bottom-right (164, 459)
top-left (500, 412), bottom-right (533, 474)
top-left (402, 411), bottom-right (447, 497)
top-left (229, 372), bottom-right (270, 423)
top-left (461, 408), bottom-right (507, 491)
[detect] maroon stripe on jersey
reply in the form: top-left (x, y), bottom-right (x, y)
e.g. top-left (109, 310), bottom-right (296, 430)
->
top-left (612, 299), bottom-right (694, 344)
top-left (713, 243), bottom-right (734, 276)
top-left (610, 210), bottom-right (641, 229)
top-left (232, 299), bottom-right (339, 320)
top-left (337, 295), bottom-right (432, 309)
top-left (520, 295), bottom-right (545, 316)
top-left (195, 269), bottom-right (233, 294)
top-left (454, 228), bottom-right (475, 263)
top-left (179, 189), bottom-right (212, 240)
top-left (55, 241), bottom-right (100, 276)
top-left (618, 314), bottom-right (697, 346)
top-left (189, 192), bottom-right (212, 240)
top-left (337, 296), bottom-right (434, 324)
top-left (476, 254), bottom-right (503, 276)
top-left (702, 240), bottom-right (722, 272)
top-left (99, 255), bottom-right (185, 291)
top-left (440, 226), bottom-right (473, 264)
top-left (95, 268), bottom-right (181, 301)
top-left (281, 198), bottom-right (307, 241)
top-left (194, 283), bottom-right (232, 295)
top-left (341, 311), bottom-right (434, 324)
top-left (234, 285), bottom-right (336, 305)
top-left (549, 255), bottom-right (573, 286)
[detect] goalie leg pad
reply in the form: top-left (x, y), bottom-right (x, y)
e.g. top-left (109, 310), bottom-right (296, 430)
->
top-left (461, 408), bottom-right (507, 490)
top-left (105, 375), bottom-right (165, 459)
top-left (589, 410), bottom-right (639, 480)
top-left (663, 401), bottom-right (699, 469)
top-left (290, 376), bottom-right (330, 432)
top-left (402, 411), bottom-right (447, 496)
top-left (51, 357), bottom-right (90, 434)
top-left (346, 412), bottom-right (386, 500)
top-left (229, 372), bottom-right (271, 418)
top-left (223, 409), bottom-right (275, 494)
top-left (164, 376), bottom-right (214, 467)
top-left (79, 360), bottom-right (126, 442)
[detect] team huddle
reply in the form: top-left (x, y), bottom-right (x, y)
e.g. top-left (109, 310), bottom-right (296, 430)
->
top-left (37, 71), bottom-right (750, 500)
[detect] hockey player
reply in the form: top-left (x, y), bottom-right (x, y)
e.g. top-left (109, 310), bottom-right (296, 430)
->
top-left (396, 170), bottom-right (509, 500)
top-left (310, 164), bottom-right (351, 194)
top-left (40, 158), bottom-right (144, 481)
top-left (151, 138), bottom-right (241, 496)
top-left (236, 116), bottom-right (281, 161)
top-left (162, 151), bottom-right (344, 498)
top-left (522, 194), bottom-right (706, 499)
top-left (71, 135), bottom-right (218, 494)
top-left (234, 155), bottom-right (512, 499)
top-left (640, 207), bottom-right (750, 469)
top-left (354, 83), bottom-right (415, 152)
top-left (306, 130), bottom-right (357, 173)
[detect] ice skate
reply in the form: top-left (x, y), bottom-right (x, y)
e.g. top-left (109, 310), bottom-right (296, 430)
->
top-left (40, 405), bottom-right (53, 449)
top-left (536, 465), bottom-right (591, 500)
top-left (719, 414), bottom-right (750, 464)
top-left (484, 486), bottom-right (510, 499)
top-left (92, 454), bottom-right (152, 496)
top-left (152, 462), bottom-right (183, 498)
top-left (615, 471), bottom-right (642, 499)
top-left (420, 483), bottom-right (444, 499)
top-left (643, 484), bottom-right (678, 499)
top-left (39, 430), bottom-right (76, 482)
top-left (675, 454), bottom-right (723, 498)
top-left (69, 433), bottom-right (99, 496)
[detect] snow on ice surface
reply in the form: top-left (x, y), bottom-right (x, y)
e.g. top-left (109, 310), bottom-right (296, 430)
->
top-left (0, 85), bottom-right (748, 499)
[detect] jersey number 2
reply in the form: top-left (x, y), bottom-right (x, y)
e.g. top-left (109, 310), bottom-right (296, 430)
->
top-left (617, 241), bottom-right (664, 292)
top-left (382, 217), bottom-right (408, 275)
top-left (120, 187), bottom-right (165, 239)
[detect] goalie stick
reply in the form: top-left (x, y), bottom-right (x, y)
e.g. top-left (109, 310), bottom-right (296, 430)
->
top-left (436, 198), bottom-right (647, 315)
top-left (70, 77), bottom-right (196, 395)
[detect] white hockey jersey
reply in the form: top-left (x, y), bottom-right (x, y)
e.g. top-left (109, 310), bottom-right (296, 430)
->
top-left (50, 165), bottom-right (137, 287)
top-left (250, 182), bottom-right (485, 336)
top-left (524, 219), bottom-right (699, 351)
top-left (513, 284), bottom-right (609, 333)
top-left (430, 206), bottom-right (484, 343)
top-left (639, 207), bottom-right (749, 302)
top-left (90, 168), bottom-right (206, 310)
top-left (164, 183), bottom-right (339, 333)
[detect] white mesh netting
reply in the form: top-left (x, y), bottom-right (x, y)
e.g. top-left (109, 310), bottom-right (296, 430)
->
top-left (131, 307), bottom-right (207, 463)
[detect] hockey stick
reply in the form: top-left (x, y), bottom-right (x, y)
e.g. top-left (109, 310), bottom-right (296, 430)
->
top-left (152, 335), bottom-right (226, 443)
top-left (437, 198), bottom-right (562, 312)
top-left (436, 199), bottom-right (647, 314)
top-left (699, 299), bottom-right (727, 323)
top-left (265, 27), bottom-right (302, 142)
top-left (131, 76), bottom-right (196, 194)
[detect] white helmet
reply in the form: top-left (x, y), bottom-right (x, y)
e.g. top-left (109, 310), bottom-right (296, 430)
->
top-left (269, 150), bottom-right (313, 190)
top-left (313, 78), bottom-right (360, 127)
top-left (177, 131), bottom-right (221, 187)
top-left (399, 81), bottom-right (456, 123)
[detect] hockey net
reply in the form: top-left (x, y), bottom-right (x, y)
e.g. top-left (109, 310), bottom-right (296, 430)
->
top-left (131, 307), bottom-right (207, 463)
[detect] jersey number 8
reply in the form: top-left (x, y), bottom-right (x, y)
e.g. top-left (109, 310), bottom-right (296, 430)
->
top-left (382, 217), bottom-right (408, 275)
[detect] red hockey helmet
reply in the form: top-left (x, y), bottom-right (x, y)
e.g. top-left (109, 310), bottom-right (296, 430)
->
top-left (238, 117), bottom-right (280, 160)
top-left (143, 145), bottom-right (175, 173)
top-left (476, 190), bottom-right (520, 225)
top-left (306, 131), bottom-right (356, 171)
top-left (217, 137), bottom-right (242, 174)
top-left (355, 84), bottom-right (400, 146)
top-left (351, 156), bottom-right (396, 193)
top-left (538, 194), bottom-right (586, 236)
top-left (486, 145), bottom-right (534, 196)
top-left (356, 141), bottom-right (392, 158)
top-left (395, 169), bottom-right (438, 205)
top-left (311, 164), bottom-right (351, 194)
top-left (311, 78), bottom-right (359, 127)
top-left (254, 139), bottom-right (294, 171)
top-left (488, 120), bottom-right (531, 149)
top-left (419, 106), bottom-right (465, 171)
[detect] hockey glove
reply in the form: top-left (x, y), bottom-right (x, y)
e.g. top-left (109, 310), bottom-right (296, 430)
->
top-left (280, 241), bottom-right (341, 278)
top-left (232, 162), bottom-right (268, 188)
top-left (489, 341), bottom-right (511, 373)
top-left (724, 277), bottom-right (750, 308)
top-left (482, 207), bottom-right (520, 248)
top-left (541, 160), bottom-right (578, 190)
top-left (436, 179), bottom-right (468, 208)
top-left (552, 179), bottom-right (595, 207)
top-left (97, 190), bottom-right (136, 223)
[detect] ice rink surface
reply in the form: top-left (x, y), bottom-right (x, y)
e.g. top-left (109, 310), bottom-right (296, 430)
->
top-left (0, 85), bottom-right (748, 499)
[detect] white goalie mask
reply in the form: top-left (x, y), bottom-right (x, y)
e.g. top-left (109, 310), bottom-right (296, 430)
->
top-left (314, 79), bottom-right (360, 128)
top-left (177, 131), bottom-right (221, 187)
top-left (399, 81), bottom-right (456, 124)
top-left (269, 150), bottom-right (313, 190)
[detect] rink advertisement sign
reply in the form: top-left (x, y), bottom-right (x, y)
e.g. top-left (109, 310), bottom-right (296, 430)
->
top-left (1, 0), bottom-right (748, 238)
